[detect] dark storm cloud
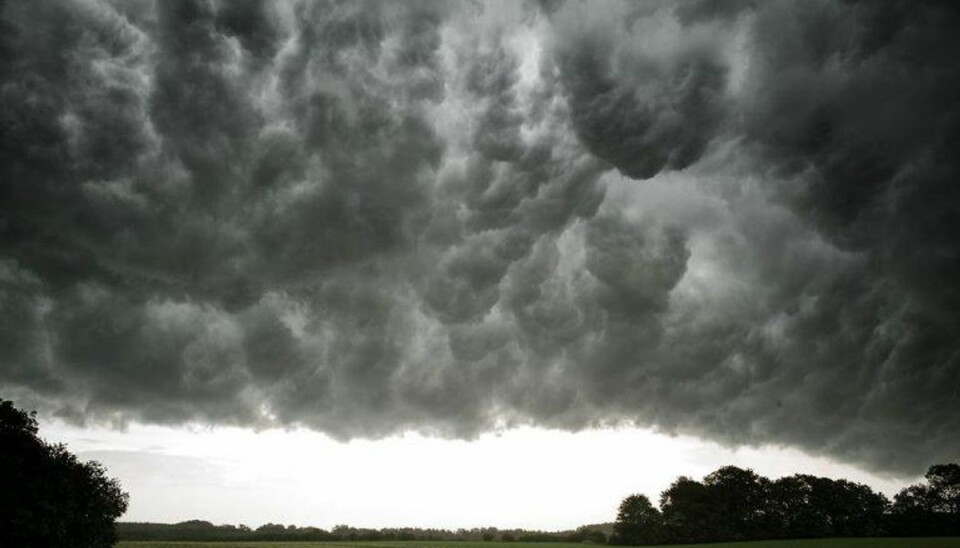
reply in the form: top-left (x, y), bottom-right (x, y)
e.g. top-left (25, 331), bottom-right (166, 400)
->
top-left (1, 0), bottom-right (958, 475)
top-left (728, 0), bottom-right (960, 471)
top-left (550, 2), bottom-right (729, 179)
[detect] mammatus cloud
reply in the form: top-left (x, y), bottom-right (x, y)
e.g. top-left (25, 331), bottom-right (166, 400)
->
top-left (1, 0), bottom-right (957, 475)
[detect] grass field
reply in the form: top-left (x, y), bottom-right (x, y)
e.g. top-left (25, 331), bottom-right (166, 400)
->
top-left (117, 539), bottom-right (960, 548)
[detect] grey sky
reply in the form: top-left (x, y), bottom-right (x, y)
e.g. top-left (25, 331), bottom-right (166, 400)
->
top-left (2, 0), bottom-right (958, 484)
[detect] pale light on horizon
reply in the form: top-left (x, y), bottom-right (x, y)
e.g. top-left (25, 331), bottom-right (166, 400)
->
top-left (43, 421), bottom-right (914, 530)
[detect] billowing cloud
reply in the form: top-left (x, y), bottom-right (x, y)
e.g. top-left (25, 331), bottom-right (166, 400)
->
top-left (1, 0), bottom-right (958, 475)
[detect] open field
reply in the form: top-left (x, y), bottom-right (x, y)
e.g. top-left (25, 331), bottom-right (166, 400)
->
top-left (118, 539), bottom-right (960, 548)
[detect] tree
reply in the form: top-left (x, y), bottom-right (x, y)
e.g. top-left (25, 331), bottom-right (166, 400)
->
top-left (890, 463), bottom-right (960, 536)
top-left (570, 525), bottom-right (606, 544)
top-left (701, 466), bottom-right (772, 541)
top-left (818, 478), bottom-right (888, 537)
top-left (766, 474), bottom-right (887, 539)
top-left (660, 476), bottom-right (713, 544)
top-left (0, 399), bottom-right (129, 548)
top-left (768, 475), bottom-right (832, 539)
top-left (582, 529), bottom-right (607, 544)
top-left (926, 463), bottom-right (960, 515)
top-left (611, 494), bottom-right (663, 545)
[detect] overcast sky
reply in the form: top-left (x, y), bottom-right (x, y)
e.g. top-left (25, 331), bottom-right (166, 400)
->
top-left (2, 0), bottom-right (958, 529)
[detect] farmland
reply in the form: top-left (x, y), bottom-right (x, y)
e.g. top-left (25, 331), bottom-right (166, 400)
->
top-left (117, 538), bottom-right (960, 548)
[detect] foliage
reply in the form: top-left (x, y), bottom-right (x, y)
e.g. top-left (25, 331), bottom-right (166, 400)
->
top-left (115, 544), bottom-right (590, 548)
top-left (659, 477), bottom-right (713, 544)
top-left (889, 463), bottom-right (960, 536)
top-left (701, 466), bottom-right (773, 541)
top-left (114, 538), bottom-right (960, 548)
top-left (569, 526), bottom-right (607, 544)
top-left (118, 522), bottom-right (592, 544)
top-left (925, 464), bottom-right (960, 515)
top-left (616, 463), bottom-right (960, 545)
top-left (0, 398), bottom-right (129, 548)
top-left (611, 495), bottom-right (662, 545)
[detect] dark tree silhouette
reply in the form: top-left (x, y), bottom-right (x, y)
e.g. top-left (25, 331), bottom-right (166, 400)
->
top-left (701, 465), bottom-right (772, 541)
top-left (660, 476), bottom-right (713, 544)
top-left (817, 478), bottom-right (888, 537)
top-left (768, 474), bottom-right (833, 539)
top-left (611, 494), bottom-right (662, 545)
top-left (926, 463), bottom-right (960, 515)
top-left (0, 399), bottom-right (128, 548)
top-left (890, 463), bottom-right (960, 536)
top-left (614, 465), bottom-right (899, 545)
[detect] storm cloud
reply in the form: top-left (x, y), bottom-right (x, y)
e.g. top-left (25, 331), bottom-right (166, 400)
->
top-left (1, 0), bottom-right (958, 475)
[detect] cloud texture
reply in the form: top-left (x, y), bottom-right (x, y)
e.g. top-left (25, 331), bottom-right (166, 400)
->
top-left (1, 0), bottom-right (958, 475)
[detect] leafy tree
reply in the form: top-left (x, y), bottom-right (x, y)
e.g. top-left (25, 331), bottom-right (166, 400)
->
top-left (766, 474), bottom-right (886, 539)
top-left (926, 463), bottom-right (960, 515)
top-left (582, 529), bottom-right (607, 544)
top-left (659, 467), bottom-right (773, 543)
top-left (568, 525), bottom-right (602, 543)
top-left (0, 399), bottom-right (129, 548)
top-left (768, 475), bottom-right (833, 538)
top-left (701, 466), bottom-right (772, 541)
top-left (819, 478), bottom-right (888, 537)
top-left (610, 493), bottom-right (663, 545)
top-left (657, 466), bottom-right (889, 543)
top-left (890, 463), bottom-right (960, 536)
top-left (660, 476), bottom-right (713, 544)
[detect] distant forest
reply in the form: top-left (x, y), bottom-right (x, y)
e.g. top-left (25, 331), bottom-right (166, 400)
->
top-left (117, 522), bottom-right (605, 543)
top-left (119, 463), bottom-right (959, 544)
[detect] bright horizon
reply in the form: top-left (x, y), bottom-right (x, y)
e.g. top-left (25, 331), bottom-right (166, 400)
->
top-left (43, 419), bottom-right (913, 530)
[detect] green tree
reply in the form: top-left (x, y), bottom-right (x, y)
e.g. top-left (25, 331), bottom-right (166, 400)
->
top-left (660, 476), bottom-right (713, 544)
top-left (0, 399), bottom-right (129, 548)
top-left (926, 463), bottom-right (960, 515)
top-left (570, 525), bottom-right (606, 544)
top-left (611, 494), bottom-right (663, 545)
top-left (767, 474), bottom-right (887, 539)
top-left (583, 529), bottom-right (607, 544)
top-left (768, 474), bottom-right (833, 538)
top-left (702, 465), bottom-right (772, 541)
top-left (890, 463), bottom-right (960, 536)
top-left (820, 478), bottom-right (888, 537)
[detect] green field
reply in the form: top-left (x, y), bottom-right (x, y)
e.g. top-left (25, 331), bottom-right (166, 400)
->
top-left (117, 539), bottom-right (960, 548)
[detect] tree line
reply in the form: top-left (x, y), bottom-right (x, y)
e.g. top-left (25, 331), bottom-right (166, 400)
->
top-left (117, 521), bottom-right (610, 543)
top-left (611, 464), bottom-right (960, 545)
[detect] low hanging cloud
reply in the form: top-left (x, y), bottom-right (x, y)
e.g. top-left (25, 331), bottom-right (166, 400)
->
top-left (1, 0), bottom-right (958, 476)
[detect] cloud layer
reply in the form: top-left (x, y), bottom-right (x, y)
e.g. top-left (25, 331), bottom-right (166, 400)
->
top-left (2, 0), bottom-right (958, 475)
